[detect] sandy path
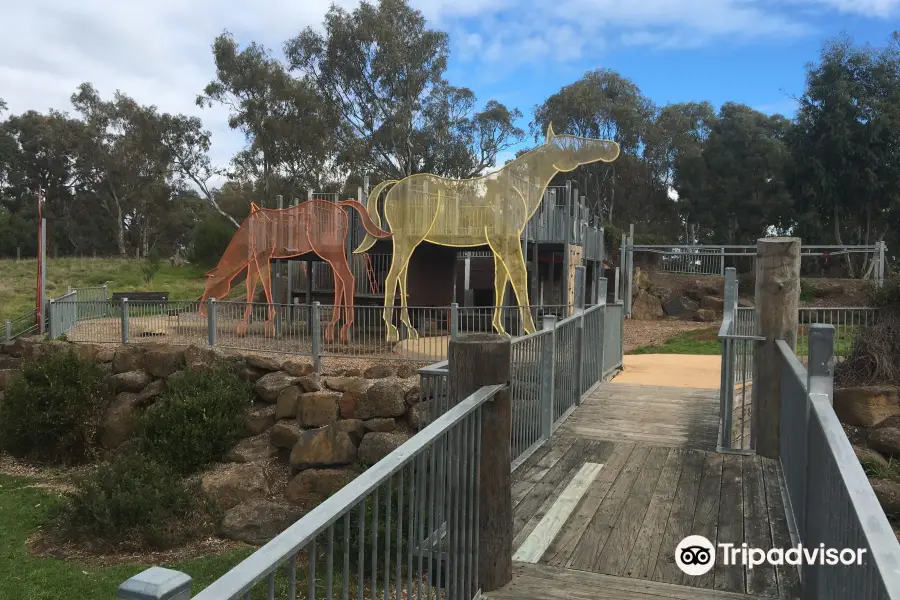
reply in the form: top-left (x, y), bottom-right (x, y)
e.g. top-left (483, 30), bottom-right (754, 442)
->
top-left (615, 354), bottom-right (722, 389)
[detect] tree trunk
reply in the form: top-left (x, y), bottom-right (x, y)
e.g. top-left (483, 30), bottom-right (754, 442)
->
top-left (834, 202), bottom-right (853, 277)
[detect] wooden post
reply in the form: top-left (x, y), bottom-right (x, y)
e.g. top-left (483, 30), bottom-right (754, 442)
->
top-left (448, 333), bottom-right (512, 593)
top-left (754, 237), bottom-right (801, 459)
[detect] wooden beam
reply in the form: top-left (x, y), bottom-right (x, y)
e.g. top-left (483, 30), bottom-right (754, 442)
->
top-left (754, 236), bottom-right (800, 459)
top-left (449, 333), bottom-right (513, 592)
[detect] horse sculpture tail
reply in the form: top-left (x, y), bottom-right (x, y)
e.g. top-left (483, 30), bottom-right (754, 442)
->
top-left (339, 199), bottom-right (392, 253)
top-left (348, 180), bottom-right (397, 254)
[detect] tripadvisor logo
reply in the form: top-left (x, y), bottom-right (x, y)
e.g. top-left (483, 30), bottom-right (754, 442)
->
top-left (675, 536), bottom-right (869, 576)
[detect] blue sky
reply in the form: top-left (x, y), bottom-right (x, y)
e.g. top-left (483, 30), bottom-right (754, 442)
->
top-left (1, 0), bottom-right (898, 170)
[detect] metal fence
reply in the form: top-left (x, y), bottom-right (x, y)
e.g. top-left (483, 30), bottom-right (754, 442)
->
top-left (797, 307), bottom-right (879, 361)
top-left (778, 325), bottom-right (900, 599)
top-left (48, 291), bottom-right (77, 339)
top-left (3, 308), bottom-right (39, 342)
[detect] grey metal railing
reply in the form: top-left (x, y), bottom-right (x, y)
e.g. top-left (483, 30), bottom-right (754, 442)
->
top-left (778, 325), bottom-right (900, 599)
top-left (119, 383), bottom-right (501, 600)
top-left (3, 308), bottom-right (39, 342)
top-left (48, 291), bottom-right (77, 339)
top-left (71, 283), bottom-right (109, 319)
top-left (797, 307), bottom-right (878, 361)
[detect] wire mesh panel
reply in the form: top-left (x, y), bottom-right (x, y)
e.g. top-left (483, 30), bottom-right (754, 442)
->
top-left (510, 330), bottom-right (549, 463)
top-left (581, 305), bottom-right (604, 393)
top-left (553, 316), bottom-right (579, 424)
top-left (125, 301), bottom-right (203, 346)
top-left (455, 306), bottom-right (566, 338)
top-left (602, 304), bottom-right (624, 377)
top-left (72, 285), bottom-right (109, 320)
top-left (797, 307), bottom-right (878, 361)
top-left (59, 301), bottom-right (120, 343)
top-left (48, 294), bottom-right (77, 338)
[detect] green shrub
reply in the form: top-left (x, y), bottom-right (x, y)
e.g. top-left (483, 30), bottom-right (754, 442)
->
top-left (0, 347), bottom-right (112, 464)
top-left (190, 215), bottom-right (235, 268)
top-left (140, 249), bottom-right (163, 284)
top-left (56, 452), bottom-right (215, 549)
top-left (799, 279), bottom-right (815, 303)
top-left (868, 276), bottom-right (900, 308)
top-left (136, 366), bottom-right (251, 474)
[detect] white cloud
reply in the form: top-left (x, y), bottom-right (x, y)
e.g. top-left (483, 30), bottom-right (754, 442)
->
top-left (0, 0), bottom-right (893, 178)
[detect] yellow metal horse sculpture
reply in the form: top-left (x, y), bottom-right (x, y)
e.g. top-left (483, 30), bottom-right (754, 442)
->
top-left (355, 125), bottom-right (620, 341)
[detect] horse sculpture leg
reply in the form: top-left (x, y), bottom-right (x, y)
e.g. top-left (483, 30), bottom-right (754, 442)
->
top-left (397, 262), bottom-right (418, 340)
top-left (325, 255), bottom-right (355, 343)
top-left (256, 258), bottom-right (276, 338)
top-left (236, 266), bottom-right (259, 338)
top-left (382, 243), bottom-right (417, 343)
top-left (496, 240), bottom-right (537, 335)
top-left (490, 255), bottom-right (510, 337)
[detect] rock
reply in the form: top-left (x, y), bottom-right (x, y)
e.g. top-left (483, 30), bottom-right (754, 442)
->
top-left (738, 298), bottom-right (754, 308)
top-left (246, 355), bottom-right (283, 372)
top-left (108, 370), bottom-right (154, 393)
top-left (834, 387), bottom-right (900, 428)
top-left (405, 384), bottom-right (422, 406)
top-left (201, 462), bottom-right (270, 511)
top-left (275, 387), bottom-right (302, 420)
top-left (693, 309), bottom-right (717, 322)
top-left (4, 336), bottom-right (43, 358)
top-left (285, 469), bottom-right (353, 506)
top-left (663, 296), bottom-right (699, 319)
top-left (324, 376), bottom-right (368, 393)
top-left (245, 405), bottom-right (277, 436)
top-left (364, 364), bottom-right (396, 379)
top-left (234, 361), bottom-right (267, 382)
top-left (338, 420), bottom-right (367, 445)
top-left (0, 369), bottom-right (16, 391)
top-left (298, 391), bottom-right (341, 427)
top-left (854, 445), bottom-right (888, 468)
top-left (72, 343), bottom-right (105, 362)
top-left (142, 345), bottom-right (185, 378)
top-left (227, 434), bottom-right (278, 463)
top-left (339, 379), bottom-right (373, 419)
top-left (0, 355), bottom-right (20, 370)
top-left (685, 280), bottom-right (721, 302)
top-left (297, 373), bottom-right (324, 393)
top-left (112, 346), bottom-right (145, 374)
top-left (136, 379), bottom-right (167, 405)
top-left (356, 380), bottom-right (408, 420)
top-left (407, 400), bottom-right (433, 430)
top-left (219, 499), bottom-right (304, 545)
top-left (396, 364), bottom-right (419, 379)
top-left (700, 296), bottom-right (725, 312)
top-left (100, 392), bottom-right (141, 449)
top-left (630, 291), bottom-right (664, 321)
top-left (843, 423), bottom-right (869, 446)
top-left (282, 360), bottom-right (314, 377)
top-left (184, 344), bottom-right (224, 371)
top-left (270, 421), bottom-right (302, 449)
top-left (255, 371), bottom-right (302, 403)
top-left (358, 432), bottom-right (409, 466)
top-left (165, 370), bottom-right (187, 386)
top-left (290, 427), bottom-right (358, 470)
top-left (632, 267), bottom-right (652, 292)
top-left (869, 427), bottom-right (900, 457)
top-left (870, 479), bottom-right (900, 515)
top-left (342, 368), bottom-right (362, 377)
top-left (364, 418), bottom-right (396, 433)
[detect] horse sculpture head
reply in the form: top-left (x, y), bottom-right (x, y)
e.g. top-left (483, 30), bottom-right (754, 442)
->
top-left (543, 124), bottom-right (620, 172)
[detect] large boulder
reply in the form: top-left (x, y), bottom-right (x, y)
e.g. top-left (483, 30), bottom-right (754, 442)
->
top-left (245, 355), bottom-right (283, 372)
top-left (355, 380), bottom-right (408, 420)
top-left (337, 420), bottom-right (367, 446)
top-left (632, 267), bottom-right (652, 293)
top-left (0, 369), bottom-right (16, 391)
top-left (339, 379), bottom-right (374, 419)
top-left (201, 462), bottom-right (270, 511)
top-left (142, 345), bottom-right (185, 378)
top-left (4, 336), bottom-right (42, 358)
top-left (184, 344), bottom-right (224, 371)
top-left (324, 376), bottom-right (369, 393)
top-left (870, 479), bottom-right (900, 515)
top-left (101, 392), bottom-right (142, 449)
top-left (298, 391), bottom-right (341, 427)
top-left (869, 428), bottom-right (900, 457)
top-left (290, 426), bottom-right (358, 470)
top-left (270, 421), bottom-right (302, 449)
top-left (227, 434), bottom-right (278, 463)
top-left (835, 387), bottom-right (900, 428)
top-left (685, 280), bottom-right (722, 302)
top-left (297, 373), bottom-right (324, 393)
top-left (112, 346), bottom-right (145, 374)
top-left (219, 499), bottom-right (304, 545)
top-left (701, 296), bottom-right (725, 312)
top-left (0, 355), bottom-right (21, 370)
top-left (233, 361), bottom-right (267, 382)
top-left (693, 309), bottom-right (717, 323)
top-left (254, 371), bottom-right (302, 403)
top-left (405, 384), bottom-right (421, 406)
top-left (285, 468), bottom-right (353, 506)
top-left (364, 418), bottom-right (396, 433)
top-left (630, 291), bottom-right (663, 321)
top-left (358, 432), bottom-right (409, 466)
top-left (244, 405), bottom-right (277, 436)
top-left (364, 364), bottom-right (396, 379)
top-left (109, 370), bottom-right (154, 393)
top-left (663, 296), bottom-right (699, 319)
top-left (275, 387), bottom-right (302, 420)
top-left (136, 379), bottom-right (167, 405)
top-left (281, 360), bottom-right (314, 377)
top-left (407, 400), bottom-right (433, 430)
top-left (396, 364), bottom-right (419, 379)
top-left (854, 445), bottom-right (888, 468)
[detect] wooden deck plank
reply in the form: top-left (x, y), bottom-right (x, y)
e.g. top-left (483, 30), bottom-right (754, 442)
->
top-left (514, 438), bottom-right (587, 539)
top-left (595, 446), bottom-right (671, 576)
top-left (567, 445), bottom-right (652, 571)
top-left (542, 442), bottom-right (636, 567)
top-left (714, 454), bottom-right (746, 594)
top-left (623, 448), bottom-right (685, 580)
top-left (512, 435), bottom-right (577, 508)
top-left (486, 563), bottom-right (757, 600)
top-left (652, 449), bottom-right (706, 585)
top-left (760, 457), bottom-right (801, 599)
top-left (743, 455), bottom-right (780, 598)
top-left (687, 453), bottom-right (724, 590)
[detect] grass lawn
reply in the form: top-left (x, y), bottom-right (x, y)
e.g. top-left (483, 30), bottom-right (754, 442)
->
top-left (0, 258), bottom-right (209, 322)
top-left (630, 327), bottom-right (722, 355)
top-left (0, 474), bottom-right (256, 599)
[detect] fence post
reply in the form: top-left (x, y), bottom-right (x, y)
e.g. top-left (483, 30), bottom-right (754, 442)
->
top-left (48, 299), bottom-right (56, 339)
top-left (119, 566), bottom-right (192, 600)
top-left (754, 237), bottom-right (801, 459)
top-left (447, 333), bottom-right (513, 593)
top-left (720, 247), bottom-right (726, 275)
top-left (807, 324), bottom-right (835, 404)
top-left (450, 302), bottom-right (459, 341)
top-left (121, 298), bottom-right (129, 345)
top-left (597, 279), bottom-right (607, 377)
top-left (311, 301), bottom-right (322, 373)
top-left (540, 315), bottom-right (557, 440)
top-left (4, 320), bottom-right (10, 343)
top-left (207, 298), bottom-right (217, 347)
top-left (613, 267), bottom-right (620, 304)
top-left (879, 240), bottom-right (887, 287)
top-left (624, 234), bottom-right (634, 318)
top-left (720, 268), bottom-right (738, 450)
top-left (574, 266), bottom-right (586, 403)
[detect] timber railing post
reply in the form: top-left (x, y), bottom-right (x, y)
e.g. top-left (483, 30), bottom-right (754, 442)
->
top-left (540, 315), bottom-right (557, 440)
top-left (754, 237), bottom-right (801, 459)
top-left (119, 566), bottom-right (192, 600)
top-left (311, 301), bottom-right (322, 373)
top-left (448, 333), bottom-right (513, 593)
top-left (207, 298), bottom-right (217, 347)
top-left (121, 297), bottom-right (129, 345)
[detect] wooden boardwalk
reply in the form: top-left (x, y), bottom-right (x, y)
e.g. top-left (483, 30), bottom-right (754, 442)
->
top-left (489, 382), bottom-right (800, 600)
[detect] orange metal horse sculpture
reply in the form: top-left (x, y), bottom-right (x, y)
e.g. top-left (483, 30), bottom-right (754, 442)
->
top-left (200, 200), bottom-right (390, 343)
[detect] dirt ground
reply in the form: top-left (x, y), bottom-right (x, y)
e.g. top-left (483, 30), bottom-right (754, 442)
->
top-left (616, 354), bottom-right (722, 389)
top-left (622, 317), bottom-right (716, 353)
